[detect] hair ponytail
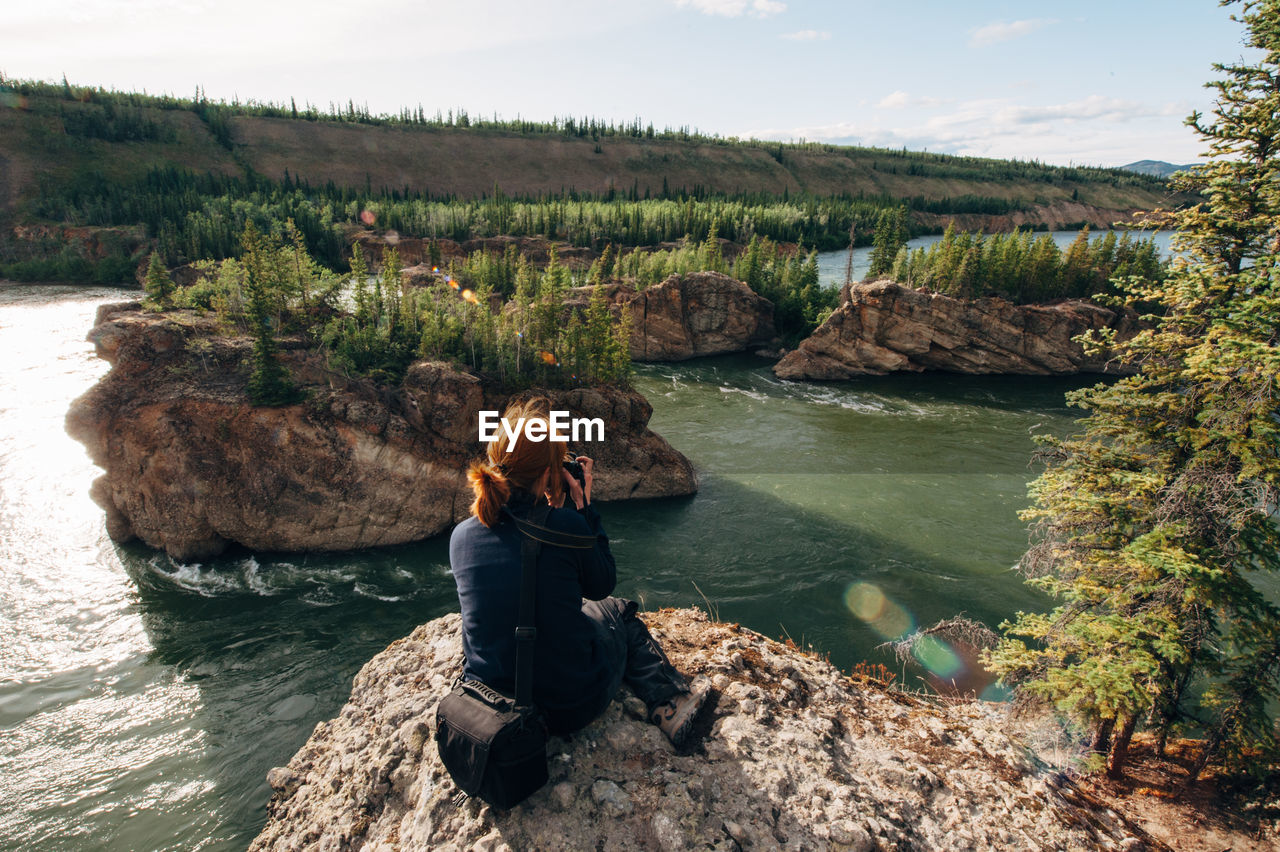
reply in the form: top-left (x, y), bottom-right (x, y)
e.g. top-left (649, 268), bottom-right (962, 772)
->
top-left (468, 461), bottom-right (510, 528)
top-left (466, 395), bottom-right (564, 527)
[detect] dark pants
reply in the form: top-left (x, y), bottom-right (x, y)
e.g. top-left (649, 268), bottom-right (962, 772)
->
top-left (549, 597), bottom-right (686, 735)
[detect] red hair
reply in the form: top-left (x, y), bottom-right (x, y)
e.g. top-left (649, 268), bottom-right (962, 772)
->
top-left (468, 396), bottom-right (565, 527)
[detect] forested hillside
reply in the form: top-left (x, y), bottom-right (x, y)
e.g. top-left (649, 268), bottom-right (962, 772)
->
top-left (0, 78), bottom-right (1178, 283)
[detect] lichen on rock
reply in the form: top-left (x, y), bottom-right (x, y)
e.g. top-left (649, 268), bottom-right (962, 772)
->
top-left (250, 608), bottom-right (1159, 852)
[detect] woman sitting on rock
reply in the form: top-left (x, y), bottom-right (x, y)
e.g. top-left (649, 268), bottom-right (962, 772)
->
top-left (449, 395), bottom-right (709, 745)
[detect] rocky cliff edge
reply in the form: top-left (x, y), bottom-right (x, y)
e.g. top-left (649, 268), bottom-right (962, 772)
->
top-left (65, 304), bottom-right (696, 561)
top-left (774, 281), bottom-right (1137, 380)
top-left (250, 608), bottom-right (1161, 852)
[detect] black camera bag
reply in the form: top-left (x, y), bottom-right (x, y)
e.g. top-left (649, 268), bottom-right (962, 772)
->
top-left (435, 501), bottom-right (595, 809)
top-left (435, 677), bottom-right (548, 808)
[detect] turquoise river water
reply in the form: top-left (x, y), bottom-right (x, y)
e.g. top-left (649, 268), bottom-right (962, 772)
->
top-left (0, 251), bottom-right (1125, 849)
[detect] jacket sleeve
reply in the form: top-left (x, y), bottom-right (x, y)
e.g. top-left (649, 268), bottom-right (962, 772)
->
top-left (574, 504), bottom-right (616, 601)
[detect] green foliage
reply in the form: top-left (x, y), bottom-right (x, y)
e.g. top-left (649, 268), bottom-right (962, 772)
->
top-left (285, 241), bottom-right (634, 389)
top-left (868, 206), bottom-right (910, 277)
top-left (322, 246), bottom-right (423, 384)
top-left (399, 248), bottom-right (632, 388)
top-left (24, 167), bottom-right (349, 270)
top-left (143, 251), bottom-right (175, 307)
top-left (175, 220), bottom-right (340, 403)
top-left (0, 227), bottom-right (143, 284)
top-left (0, 74), bottom-right (1176, 284)
top-left (730, 237), bottom-right (829, 344)
top-left (0, 73), bottom-right (1167, 194)
top-left (58, 99), bottom-right (179, 143)
top-left (987, 0), bottom-right (1280, 782)
top-left (610, 238), bottom-right (725, 285)
top-left (239, 223), bottom-right (303, 406)
top-left (594, 233), bottom-right (832, 344)
top-left (889, 226), bottom-right (1165, 303)
top-left (27, 165), bottom-right (893, 267)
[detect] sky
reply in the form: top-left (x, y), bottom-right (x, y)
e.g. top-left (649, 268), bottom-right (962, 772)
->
top-left (0, 0), bottom-right (1253, 167)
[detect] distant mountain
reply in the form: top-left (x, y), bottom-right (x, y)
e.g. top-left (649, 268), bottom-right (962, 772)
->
top-left (1120, 160), bottom-right (1197, 178)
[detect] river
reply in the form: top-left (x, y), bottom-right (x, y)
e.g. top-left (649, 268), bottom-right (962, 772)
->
top-left (0, 274), bottom-right (1103, 850)
top-left (816, 229), bottom-right (1176, 288)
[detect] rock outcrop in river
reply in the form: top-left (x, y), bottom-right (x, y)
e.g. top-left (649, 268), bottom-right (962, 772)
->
top-left (65, 303), bottom-right (696, 561)
top-left (774, 280), bottom-right (1137, 380)
top-left (568, 271), bottom-right (778, 362)
top-left (250, 607), bottom-right (1158, 852)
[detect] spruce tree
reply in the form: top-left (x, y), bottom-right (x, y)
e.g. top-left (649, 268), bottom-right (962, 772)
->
top-left (143, 251), bottom-right (175, 307)
top-left (987, 0), bottom-right (1280, 781)
top-left (240, 222), bottom-right (299, 406)
top-left (868, 206), bottom-right (910, 278)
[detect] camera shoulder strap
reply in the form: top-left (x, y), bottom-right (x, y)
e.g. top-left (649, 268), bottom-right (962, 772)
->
top-left (511, 502), bottom-right (549, 709)
top-left (508, 512), bottom-right (598, 550)
top-left (502, 502), bottom-right (599, 709)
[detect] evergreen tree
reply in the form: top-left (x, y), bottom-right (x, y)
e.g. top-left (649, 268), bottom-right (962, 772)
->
top-left (987, 0), bottom-right (1280, 781)
top-left (1059, 227), bottom-right (1093, 299)
top-left (698, 219), bottom-right (726, 273)
top-left (868, 206), bottom-right (910, 278)
top-left (350, 242), bottom-right (372, 328)
top-left (143, 250), bottom-right (175, 307)
top-left (239, 222), bottom-right (299, 406)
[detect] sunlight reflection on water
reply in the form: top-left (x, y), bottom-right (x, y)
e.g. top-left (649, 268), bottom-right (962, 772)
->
top-left (0, 283), bottom-right (1094, 849)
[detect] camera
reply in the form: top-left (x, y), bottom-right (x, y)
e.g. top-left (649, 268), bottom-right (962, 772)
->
top-left (563, 452), bottom-right (586, 488)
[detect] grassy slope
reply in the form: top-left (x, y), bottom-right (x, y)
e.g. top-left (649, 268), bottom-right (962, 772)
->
top-left (0, 95), bottom-right (1173, 227)
top-left (0, 102), bottom-right (241, 214)
top-left (230, 114), bottom-right (1171, 212)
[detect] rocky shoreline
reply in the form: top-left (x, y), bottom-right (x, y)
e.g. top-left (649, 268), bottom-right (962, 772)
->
top-left (65, 303), bottom-right (696, 560)
top-left (250, 608), bottom-right (1162, 851)
top-left (64, 270), bottom-right (1148, 561)
top-left (775, 280), bottom-right (1137, 380)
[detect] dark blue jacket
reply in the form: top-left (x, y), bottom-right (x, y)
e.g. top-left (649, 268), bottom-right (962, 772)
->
top-left (448, 490), bottom-right (616, 733)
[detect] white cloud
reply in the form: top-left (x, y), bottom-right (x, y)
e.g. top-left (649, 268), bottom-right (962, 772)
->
top-left (780, 29), bottom-right (829, 41)
top-left (968, 18), bottom-right (1057, 48)
top-left (675, 0), bottom-right (786, 19)
top-left (741, 95), bottom-right (1197, 166)
top-left (993, 95), bottom-right (1184, 125)
top-left (1, 0), bottom-right (636, 87)
top-left (876, 90), bottom-right (946, 110)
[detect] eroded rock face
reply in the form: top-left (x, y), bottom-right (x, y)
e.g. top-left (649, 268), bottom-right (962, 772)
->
top-left (250, 608), bottom-right (1156, 852)
top-left (568, 272), bottom-right (778, 362)
top-left (774, 280), bottom-right (1137, 380)
top-left (65, 304), bottom-right (696, 561)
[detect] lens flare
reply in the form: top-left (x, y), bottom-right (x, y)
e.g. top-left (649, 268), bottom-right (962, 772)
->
top-left (460, 289), bottom-right (478, 304)
top-left (980, 683), bottom-right (1013, 702)
top-left (844, 582), bottom-right (914, 640)
top-left (538, 350), bottom-right (558, 366)
top-left (844, 582), bottom-right (885, 621)
top-left (359, 209), bottom-right (376, 226)
top-left (911, 635), bottom-right (963, 679)
top-left (447, 278), bottom-right (459, 290)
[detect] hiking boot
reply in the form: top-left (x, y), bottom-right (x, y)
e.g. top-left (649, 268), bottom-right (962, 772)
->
top-left (649, 677), bottom-right (711, 746)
